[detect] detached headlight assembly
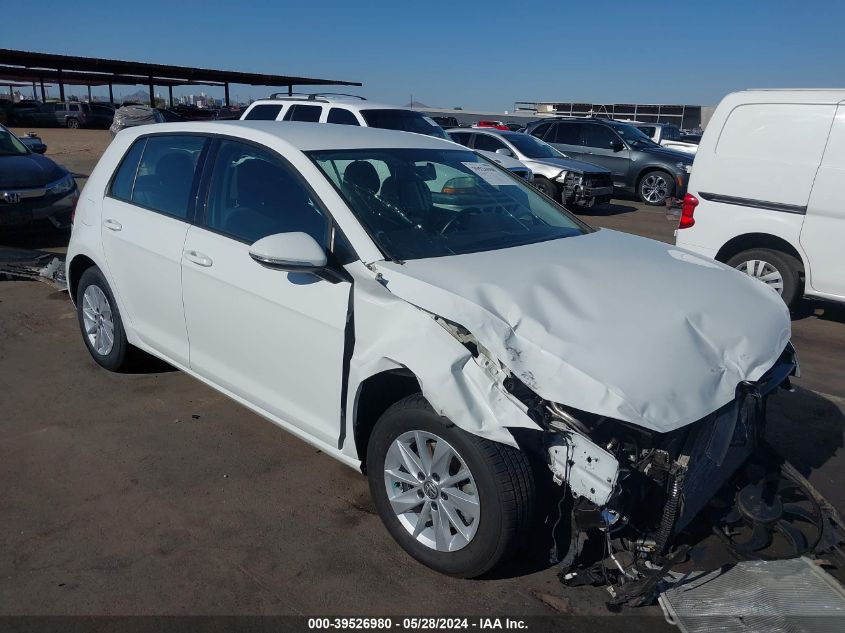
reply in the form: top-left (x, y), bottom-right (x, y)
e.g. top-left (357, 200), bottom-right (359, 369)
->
top-left (46, 173), bottom-right (75, 196)
top-left (676, 162), bottom-right (693, 174)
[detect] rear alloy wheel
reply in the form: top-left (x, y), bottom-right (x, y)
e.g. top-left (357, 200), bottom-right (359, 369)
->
top-left (638, 170), bottom-right (674, 205)
top-left (533, 177), bottom-right (559, 201)
top-left (727, 248), bottom-right (801, 308)
top-left (66, 118), bottom-right (80, 129)
top-left (76, 266), bottom-right (129, 370)
top-left (367, 394), bottom-right (534, 578)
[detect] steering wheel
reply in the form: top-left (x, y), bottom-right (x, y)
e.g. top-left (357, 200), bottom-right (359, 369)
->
top-left (439, 207), bottom-right (483, 235)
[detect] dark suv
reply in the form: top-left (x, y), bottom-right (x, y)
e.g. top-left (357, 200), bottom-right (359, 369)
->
top-left (525, 118), bottom-right (693, 205)
top-left (15, 102), bottom-right (93, 129)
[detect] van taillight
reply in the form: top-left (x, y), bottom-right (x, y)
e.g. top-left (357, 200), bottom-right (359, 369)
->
top-left (679, 193), bottom-right (698, 229)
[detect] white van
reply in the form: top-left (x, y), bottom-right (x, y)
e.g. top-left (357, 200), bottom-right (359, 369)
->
top-left (675, 90), bottom-right (845, 307)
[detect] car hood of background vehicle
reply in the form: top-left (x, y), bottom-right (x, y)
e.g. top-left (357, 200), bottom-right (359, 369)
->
top-left (641, 144), bottom-right (694, 163)
top-left (0, 154), bottom-right (66, 188)
top-left (372, 229), bottom-right (791, 433)
top-left (525, 156), bottom-right (612, 175)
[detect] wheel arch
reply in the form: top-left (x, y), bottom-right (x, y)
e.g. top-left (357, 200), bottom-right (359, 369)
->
top-left (635, 165), bottom-right (676, 191)
top-left (352, 369), bottom-right (422, 472)
top-left (715, 233), bottom-right (806, 273)
top-left (67, 254), bottom-right (98, 305)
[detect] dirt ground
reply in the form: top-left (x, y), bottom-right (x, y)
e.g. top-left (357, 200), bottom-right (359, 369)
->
top-left (1, 128), bottom-right (843, 624)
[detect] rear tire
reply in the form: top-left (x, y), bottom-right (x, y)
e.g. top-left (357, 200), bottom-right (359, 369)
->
top-left (726, 248), bottom-right (801, 308)
top-left (367, 394), bottom-right (534, 578)
top-left (66, 117), bottom-right (80, 129)
top-left (76, 266), bottom-right (129, 371)
top-left (534, 177), bottom-right (559, 201)
top-left (638, 170), bottom-right (674, 205)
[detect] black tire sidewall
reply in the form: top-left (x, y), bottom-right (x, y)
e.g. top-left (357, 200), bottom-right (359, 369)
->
top-left (534, 177), bottom-right (558, 200)
top-left (367, 401), bottom-right (518, 578)
top-left (76, 267), bottom-right (128, 370)
top-left (638, 170), bottom-right (674, 205)
top-left (67, 118), bottom-right (80, 129)
top-left (727, 248), bottom-right (800, 307)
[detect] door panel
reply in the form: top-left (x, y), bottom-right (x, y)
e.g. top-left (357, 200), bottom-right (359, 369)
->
top-left (580, 124), bottom-right (630, 182)
top-left (101, 197), bottom-right (191, 363)
top-left (801, 105), bottom-right (845, 298)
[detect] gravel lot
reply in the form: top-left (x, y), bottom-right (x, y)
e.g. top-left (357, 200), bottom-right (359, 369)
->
top-left (1, 128), bottom-right (843, 622)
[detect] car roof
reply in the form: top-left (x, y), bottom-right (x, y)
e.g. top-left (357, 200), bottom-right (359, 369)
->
top-left (446, 127), bottom-right (524, 140)
top-left (118, 120), bottom-right (460, 152)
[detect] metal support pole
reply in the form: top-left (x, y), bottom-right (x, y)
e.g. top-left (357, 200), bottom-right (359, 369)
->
top-left (58, 69), bottom-right (65, 101)
top-left (224, 82), bottom-right (230, 106)
top-left (32, 80), bottom-right (37, 100)
top-left (108, 82), bottom-right (114, 104)
top-left (168, 85), bottom-right (174, 108)
top-left (40, 78), bottom-right (46, 101)
top-left (148, 78), bottom-right (155, 107)
top-left (87, 85), bottom-right (92, 102)
top-left (288, 84), bottom-right (293, 96)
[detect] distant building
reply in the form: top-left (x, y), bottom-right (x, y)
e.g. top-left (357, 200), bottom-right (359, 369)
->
top-left (514, 101), bottom-right (714, 130)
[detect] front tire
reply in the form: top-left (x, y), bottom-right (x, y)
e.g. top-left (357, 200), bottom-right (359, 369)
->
top-left (638, 170), bottom-right (674, 205)
top-left (66, 117), bottom-right (80, 129)
top-left (727, 248), bottom-right (801, 308)
top-left (367, 394), bottom-right (534, 578)
top-left (533, 177), bottom-right (559, 201)
top-left (76, 266), bottom-right (130, 370)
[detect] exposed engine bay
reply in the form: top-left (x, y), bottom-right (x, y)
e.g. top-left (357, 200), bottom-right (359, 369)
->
top-left (560, 171), bottom-right (614, 208)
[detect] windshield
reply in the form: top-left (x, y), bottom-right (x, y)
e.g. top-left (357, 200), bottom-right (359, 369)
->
top-left (610, 123), bottom-right (659, 148)
top-left (505, 133), bottom-right (563, 159)
top-left (361, 109), bottom-right (449, 140)
top-left (0, 126), bottom-right (30, 156)
top-left (310, 148), bottom-right (588, 261)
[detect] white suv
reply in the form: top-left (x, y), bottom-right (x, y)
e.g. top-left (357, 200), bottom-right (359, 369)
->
top-left (68, 120), bottom-right (795, 578)
top-left (676, 89), bottom-right (845, 307)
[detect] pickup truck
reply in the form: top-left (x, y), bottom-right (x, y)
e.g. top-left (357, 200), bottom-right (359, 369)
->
top-left (632, 122), bottom-right (698, 154)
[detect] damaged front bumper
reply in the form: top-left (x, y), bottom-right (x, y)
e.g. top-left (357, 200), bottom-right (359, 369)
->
top-left (558, 171), bottom-right (614, 206)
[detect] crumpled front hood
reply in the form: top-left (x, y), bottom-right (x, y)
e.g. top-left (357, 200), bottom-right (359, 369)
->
top-left (373, 229), bottom-right (791, 433)
top-left (524, 156), bottom-right (611, 177)
top-left (0, 154), bottom-right (66, 188)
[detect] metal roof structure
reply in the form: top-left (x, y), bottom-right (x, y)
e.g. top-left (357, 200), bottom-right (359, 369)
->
top-left (0, 49), bottom-right (361, 106)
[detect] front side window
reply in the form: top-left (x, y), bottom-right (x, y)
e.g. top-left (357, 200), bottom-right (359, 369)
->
top-left (472, 134), bottom-right (507, 152)
top-left (637, 126), bottom-right (656, 138)
top-left (310, 148), bottom-right (588, 261)
top-left (360, 109), bottom-right (449, 139)
top-left (504, 133), bottom-right (561, 159)
top-left (68, 104), bottom-right (80, 112)
top-left (327, 108), bottom-right (360, 125)
top-left (205, 140), bottom-right (328, 245)
top-left (583, 124), bottom-right (620, 149)
top-left (131, 135), bottom-right (206, 220)
top-left (0, 126), bottom-right (31, 156)
top-left (609, 122), bottom-right (659, 148)
top-left (449, 132), bottom-right (471, 147)
top-left (283, 104), bottom-right (322, 122)
top-left (244, 104), bottom-right (283, 121)
top-left (529, 122), bottom-right (551, 139)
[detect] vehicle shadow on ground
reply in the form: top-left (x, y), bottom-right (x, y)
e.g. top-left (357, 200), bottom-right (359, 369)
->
top-left (0, 225), bottom-right (71, 250)
top-left (126, 350), bottom-right (179, 374)
top-left (575, 201), bottom-right (639, 217)
top-left (766, 387), bottom-right (845, 485)
top-left (792, 299), bottom-right (845, 325)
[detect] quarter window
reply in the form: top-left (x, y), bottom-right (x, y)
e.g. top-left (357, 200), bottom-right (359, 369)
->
top-left (283, 104), bottom-right (323, 122)
top-left (550, 122), bottom-right (583, 145)
top-left (109, 138), bottom-right (147, 201)
top-left (204, 140), bottom-right (328, 245)
top-left (131, 135), bottom-right (206, 220)
top-left (327, 108), bottom-right (360, 125)
top-left (244, 104), bottom-right (283, 120)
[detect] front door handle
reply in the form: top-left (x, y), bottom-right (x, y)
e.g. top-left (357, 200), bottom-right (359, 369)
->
top-left (103, 218), bottom-right (122, 231)
top-left (184, 250), bottom-right (213, 267)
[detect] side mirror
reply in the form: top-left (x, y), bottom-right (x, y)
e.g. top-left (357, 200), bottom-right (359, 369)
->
top-left (495, 147), bottom-right (514, 157)
top-left (249, 232), bottom-right (327, 272)
top-left (610, 139), bottom-right (624, 152)
top-left (32, 143), bottom-right (47, 154)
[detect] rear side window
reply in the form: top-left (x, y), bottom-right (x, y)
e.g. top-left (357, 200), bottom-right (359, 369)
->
top-left (716, 103), bottom-right (835, 165)
top-left (109, 139), bottom-right (147, 201)
top-left (131, 135), bottom-right (206, 220)
top-left (244, 104), bottom-right (283, 120)
top-left (283, 104), bottom-right (323, 122)
top-left (529, 122), bottom-right (551, 139)
top-left (327, 108), bottom-right (359, 125)
top-left (550, 122), bottom-right (583, 145)
top-left (204, 140), bottom-right (328, 245)
top-left (473, 134), bottom-right (507, 152)
top-left (583, 124), bottom-right (619, 149)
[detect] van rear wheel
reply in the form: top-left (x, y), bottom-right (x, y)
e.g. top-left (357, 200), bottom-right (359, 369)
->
top-left (727, 248), bottom-right (801, 308)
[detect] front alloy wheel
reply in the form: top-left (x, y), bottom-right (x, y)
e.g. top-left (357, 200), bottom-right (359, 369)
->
top-left (384, 430), bottom-right (480, 552)
top-left (638, 170), bottom-right (674, 205)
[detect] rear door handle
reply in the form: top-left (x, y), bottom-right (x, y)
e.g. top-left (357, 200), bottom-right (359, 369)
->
top-left (103, 218), bottom-right (122, 231)
top-left (184, 250), bottom-right (213, 267)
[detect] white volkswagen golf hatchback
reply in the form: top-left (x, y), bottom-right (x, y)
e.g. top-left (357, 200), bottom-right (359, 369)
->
top-left (68, 121), bottom-right (796, 578)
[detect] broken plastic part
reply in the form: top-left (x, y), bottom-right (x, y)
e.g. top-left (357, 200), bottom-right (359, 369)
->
top-left (547, 431), bottom-right (619, 506)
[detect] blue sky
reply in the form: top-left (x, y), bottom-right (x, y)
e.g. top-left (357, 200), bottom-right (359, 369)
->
top-left (4, 0), bottom-right (845, 111)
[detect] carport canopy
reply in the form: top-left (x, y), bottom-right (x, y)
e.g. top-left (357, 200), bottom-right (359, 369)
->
top-left (0, 49), bottom-right (361, 106)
